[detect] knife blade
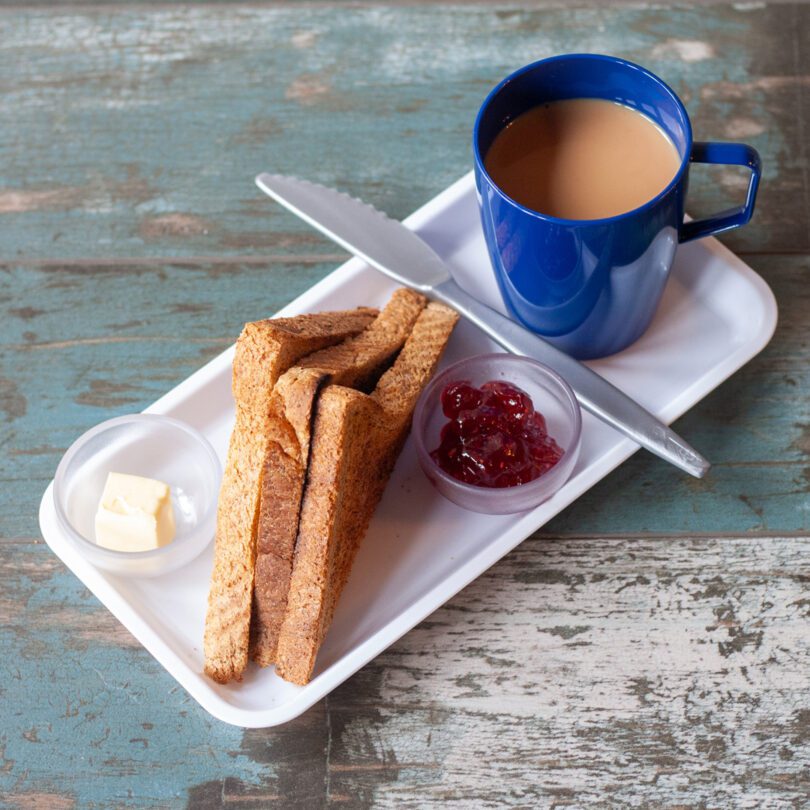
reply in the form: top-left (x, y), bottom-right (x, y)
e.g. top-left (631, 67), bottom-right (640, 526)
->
top-left (255, 172), bottom-right (710, 479)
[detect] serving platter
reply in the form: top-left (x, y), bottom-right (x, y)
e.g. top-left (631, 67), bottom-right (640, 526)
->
top-left (38, 171), bottom-right (777, 728)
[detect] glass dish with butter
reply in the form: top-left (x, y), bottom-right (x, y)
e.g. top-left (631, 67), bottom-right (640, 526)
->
top-left (53, 414), bottom-right (221, 577)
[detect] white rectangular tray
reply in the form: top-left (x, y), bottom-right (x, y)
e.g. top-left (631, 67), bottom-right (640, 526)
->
top-left (39, 172), bottom-right (777, 727)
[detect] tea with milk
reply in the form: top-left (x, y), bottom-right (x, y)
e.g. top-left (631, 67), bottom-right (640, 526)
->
top-left (484, 98), bottom-right (681, 220)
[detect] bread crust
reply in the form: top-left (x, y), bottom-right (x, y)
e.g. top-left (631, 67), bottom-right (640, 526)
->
top-left (203, 308), bottom-right (376, 684)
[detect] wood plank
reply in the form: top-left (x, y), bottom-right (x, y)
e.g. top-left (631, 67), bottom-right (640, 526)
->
top-left (1, 534), bottom-right (808, 806)
top-left (1, 253), bottom-right (806, 540)
top-left (326, 535), bottom-right (810, 807)
top-left (0, 2), bottom-right (806, 260)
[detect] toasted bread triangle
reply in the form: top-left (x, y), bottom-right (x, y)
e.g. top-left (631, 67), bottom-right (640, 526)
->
top-left (250, 289), bottom-right (428, 666)
top-left (203, 308), bottom-right (377, 684)
top-left (275, 302), bottom-right (459, 685)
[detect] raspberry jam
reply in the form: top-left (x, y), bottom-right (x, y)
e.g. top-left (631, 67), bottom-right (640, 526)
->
top-left (430, 379), bottom-right (563, 488)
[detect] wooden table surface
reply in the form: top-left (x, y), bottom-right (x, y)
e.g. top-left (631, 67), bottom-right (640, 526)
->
top-left (3, 1), bottom-right (809, 806)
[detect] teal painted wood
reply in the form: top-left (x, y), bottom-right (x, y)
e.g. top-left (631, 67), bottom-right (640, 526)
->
top-left (0, 3), bottom-right (806, 260)
top-left (3, 536), bottom-right (810, 806)
top-left (2, 2), bottom-right (810, 807)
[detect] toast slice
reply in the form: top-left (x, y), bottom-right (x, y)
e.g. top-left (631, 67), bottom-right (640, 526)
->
top-left (274, 302), bottom-right (459, 685)
top-left (203, 307), bottom-right (377, 685)
top-left (250, 288), bottom-right (427, 666)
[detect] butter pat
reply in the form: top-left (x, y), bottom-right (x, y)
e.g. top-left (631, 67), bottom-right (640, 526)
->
top-left (95, 472), bottom-right (176, 552)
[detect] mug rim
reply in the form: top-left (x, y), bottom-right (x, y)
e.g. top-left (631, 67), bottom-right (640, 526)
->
top-left (472, 52), bottom-right (694, 226)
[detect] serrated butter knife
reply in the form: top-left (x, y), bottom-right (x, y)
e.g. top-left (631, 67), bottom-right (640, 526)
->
top-left (255, 173), bottom-right (710, 479)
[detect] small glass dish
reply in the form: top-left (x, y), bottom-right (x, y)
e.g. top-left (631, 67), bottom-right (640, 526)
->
top-left (53, 414), bottom-right (221, 577)
top-left (413, 354), bottom-right (582, 514)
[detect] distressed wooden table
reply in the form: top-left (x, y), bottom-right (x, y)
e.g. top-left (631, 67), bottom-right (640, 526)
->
top-left (2, 1), bottom-right (809, 807)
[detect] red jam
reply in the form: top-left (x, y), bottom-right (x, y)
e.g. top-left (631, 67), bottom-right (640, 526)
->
top-left (430, 379), bottom-right (563, 488)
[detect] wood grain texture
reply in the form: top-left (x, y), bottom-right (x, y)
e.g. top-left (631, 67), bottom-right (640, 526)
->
top-left (1, 1), bottom-right (809, 807)
top-left (1, 2), bottom-right (807, 259)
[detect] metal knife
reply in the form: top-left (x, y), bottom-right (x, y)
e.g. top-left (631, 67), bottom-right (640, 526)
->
top-left (255, 173), bottom-right (710, 479)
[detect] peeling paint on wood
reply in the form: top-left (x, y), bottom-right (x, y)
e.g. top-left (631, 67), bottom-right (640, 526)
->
top-left (0, 3), bottom-right (807, 259)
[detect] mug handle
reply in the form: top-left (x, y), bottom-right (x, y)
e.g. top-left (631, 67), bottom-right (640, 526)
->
top-left (679, 142), bottom-right (761, 243)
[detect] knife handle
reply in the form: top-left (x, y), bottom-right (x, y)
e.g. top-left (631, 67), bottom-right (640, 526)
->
top-left (432, 279), bottom-right (710, 479)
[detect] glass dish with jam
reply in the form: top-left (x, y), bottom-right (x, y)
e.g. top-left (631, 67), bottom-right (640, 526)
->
top-left (413, 355), bottom-right (581, 514)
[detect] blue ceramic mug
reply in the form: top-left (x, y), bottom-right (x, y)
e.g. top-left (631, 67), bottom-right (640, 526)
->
top-left (473, 54), bottom-right (761, 359)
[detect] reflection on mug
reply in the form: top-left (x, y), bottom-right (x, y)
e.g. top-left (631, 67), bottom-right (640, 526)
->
top-left (497, 226), bottom-right (678, 358)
